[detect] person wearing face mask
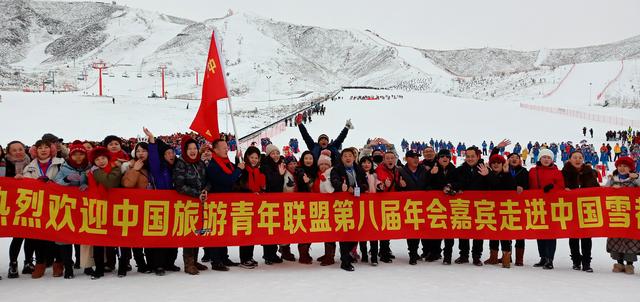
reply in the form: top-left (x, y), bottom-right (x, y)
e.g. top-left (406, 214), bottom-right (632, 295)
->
top-left (371, 149), bottom-right (385, 167)
top-left (562, 150), bottom-right (599, 273)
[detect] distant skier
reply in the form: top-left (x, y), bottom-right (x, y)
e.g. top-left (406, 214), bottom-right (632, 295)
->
top-left (112, 97), bottom-right (115, 104)
top-left (582, 127), bottom-right (587, 137)
top-left (589, 128), bottom-right (593, 138)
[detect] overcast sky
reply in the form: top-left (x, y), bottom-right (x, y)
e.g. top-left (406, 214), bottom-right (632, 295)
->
top-left (51, 0), bottom-right (640, 50)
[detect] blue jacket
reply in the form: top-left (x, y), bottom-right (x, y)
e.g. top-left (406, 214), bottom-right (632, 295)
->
top-left (53, 161), bottom-right (89, 187)
top-left (206, 157), bottom-right (242, 193)
top-left (298, 123), bottom-right (348, 165)
top-left (149, 143), bottom-right (174, 190)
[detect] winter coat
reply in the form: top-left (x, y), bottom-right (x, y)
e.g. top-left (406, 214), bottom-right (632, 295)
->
top-left (299, 123), bottom-right (348, 165)
top-left (53, 161), bottom-right (89, 187)
top-left (375, 164), bottom-right (400, 192)
top-left (528, 163), bottom-right (565, 191)
top-left (22, 157), bottom-right (65, 180)
top-left (397, 165), bottom-right (429, 191)
top-left (561, 164), bottom-right (599, 189)
top-left (122, 166), bottom-right (151, 189)
top-left (148, 142), bottom-right (173, 190)
top-left (261, 158), bottom-right (285, 193)
top-left (420, 158), bottom-right (437, 171)
top-left (91, 166), bottom-right (122, 189)
top-left (318, 168), bottom-right (334, 193)
top-left (508, 166), bottom-right (530, 189)
top-left (283, 170), bottom-right (296, 193)
top-left (605, 172), bottom-right (640, 188)
top-left (4, 154), bottom-right (31, 178)
top-left (606, 173), bottom-right (640, 254)
top-left (452, 161), bottom-right (489, 191)
top-left (294, 165), bottom-right (317, 193)
top-left (427, 162), bottom-right (457, 190)
top-left (173, 158), bottom-right (207, 197)
top-left (488, 171), bottom-right (516, 191)
top-left (206, 157), bottom-right (242, 193)
top-left (330, 164), bottom-right (369, 192)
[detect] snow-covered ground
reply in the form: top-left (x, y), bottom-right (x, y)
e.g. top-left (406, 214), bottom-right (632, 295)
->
top-left (1, 87), bottom-right (638, 300)
top-left (0, 238), bottom-right (636, 301)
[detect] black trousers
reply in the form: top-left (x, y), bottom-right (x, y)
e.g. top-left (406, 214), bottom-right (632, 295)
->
top-left (379, 240), bottom-right (391, 256)
top-left (239, 246), bottom-right (255, 262)
top-left (146, 248), bottom-right (173, 269)
top-left (32, 240), bottom-right (61, 264)
top-left (206, 247), bottom-right (229, 265)
top-left (443, 239), bottom-right (455, 259)
top-left (569, 238), bottom-right (592, 263)
top-left (407, 239), bottom-right (421, 257)
top-left (59, 244), bottom-right (74, 272)
top-left (459, 239), bottom-right (483, 259)
top-left (359, 241), bottom-right (378, 258)
top-left (489, 240), bottom-right (512, 252)
top-left (9, 237), bottom-right (35, 263)
top-left (422, 239), bottom-right (442, 256)
top-left (537, 239), bottom-right (557, 260)
top-left (339, 242), bottom-right (357, 263)
top-left (262, 245), bottom-right (278, 260)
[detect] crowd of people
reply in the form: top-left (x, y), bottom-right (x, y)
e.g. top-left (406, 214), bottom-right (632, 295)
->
top-left (0, 121), bottom-right (639, 280)
top-left (348, 94), bottom-right (404, 101)
top-left (283, 104), bottom-right (325, 128)
top-left (606, 128), bottom-right (640, 143)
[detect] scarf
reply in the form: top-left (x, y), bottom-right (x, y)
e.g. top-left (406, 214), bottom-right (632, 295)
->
top-left (345, 165), bottom-right (357, 187)
top-left (6, 153), bottom-right (31, 175)
top-left (245, 165), bottom-right (265, 193)
top-left (212, 154), bottom-right (235, 175)
top-left (312, 170), bottom-right (327, 193)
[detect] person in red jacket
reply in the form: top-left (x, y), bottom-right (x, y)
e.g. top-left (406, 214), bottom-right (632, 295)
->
top-left (528, 148), bottom-right (565, 270)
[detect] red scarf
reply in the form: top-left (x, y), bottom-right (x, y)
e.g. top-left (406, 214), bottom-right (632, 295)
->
top-left (212, 154), bottom-right (235, 175)
top-left (245, 165), bottom-right (265, 193)
top-left (312, 170), bottom-right (326, 193)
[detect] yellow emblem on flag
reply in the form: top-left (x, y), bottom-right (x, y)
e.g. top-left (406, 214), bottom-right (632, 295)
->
top-left (206, 130), bottom-right (212, 137)
top-left (208, 58), bottom-right (217, 75)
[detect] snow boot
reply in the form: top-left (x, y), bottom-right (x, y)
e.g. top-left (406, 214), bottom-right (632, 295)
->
top-left (472, 257), bottom-right (483, 266)
top-left (52, 261), bottom-right (64, 277)
top-left (571, 254), bottom-right (582, 270)
top-left (298, 244), bottom-right (312, 264)
top-left (484, 250), bottom-right (499, 265)
top-left (624, 264), bottom-right (635, 275)
top-left (515, 248), bottom-right (525, 266)
top-left (8, 262), bottom-right (19, 279)
top-left (183, 254), bottom-right (199, 275)
top-left (502, 251), bottom-right (512, 268)
top-left (613, 263), bottom-right (625, 273)
top-left (582, 257), bottom-right (593, 273)
top-left (533, 258), bottom-right (547, 268)
top-left (22, 261), bottom-right (34, 274)
top-left (194, 261), bottom-right (208, 271)
top-left (320, 243), bottom-right (336, 266)
top-left (31, 263), bottom-right (46, 279)
top-left (279, 245), bottom-right (296, 262)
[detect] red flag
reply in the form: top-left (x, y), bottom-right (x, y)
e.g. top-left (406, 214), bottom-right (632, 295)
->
top-left (190, 31), bottom-right (228, 141)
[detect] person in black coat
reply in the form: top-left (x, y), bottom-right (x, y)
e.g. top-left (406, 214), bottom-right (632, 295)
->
top-left (562, 151), bottom-right (599, 272)
top-left (451, 146), bottom-right (490, 266)
top-left (484, 154), bottom-right (517, 268)
top-left (427, 149), bottom-right (457, 264)
top-left (260, 144), bottom-right (286, 264)
top-left (504, 152), bottom-right (529, 266)
top-left (205, 139), bottom-right (244, 271)
top-left (330, 148), bottom-right (368, 271)
top-left (397, 150), bottom-right (429, 265)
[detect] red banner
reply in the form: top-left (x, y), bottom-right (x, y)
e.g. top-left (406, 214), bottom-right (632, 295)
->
top-left (0, 177), bottom-right (639, 247)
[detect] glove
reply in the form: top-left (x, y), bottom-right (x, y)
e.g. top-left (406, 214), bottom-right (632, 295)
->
top-left (345, 119), bottom-right (354, 130)
top-left (37, 176), bottom-right (50, 182)
top-left (79, 184), bottom-right (88, 192)
top-left (543, 184), bottom-right (554, 193)
top-left (66, 174), bottom-right (82, 182)
top-left (286, 177), bottom-right (295, 188)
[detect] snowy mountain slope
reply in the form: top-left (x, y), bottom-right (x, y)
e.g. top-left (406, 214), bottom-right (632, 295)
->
top-left (1, 0), bottom-right (639, 107)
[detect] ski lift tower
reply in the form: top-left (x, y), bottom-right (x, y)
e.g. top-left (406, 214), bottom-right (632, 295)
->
top-left (92, 61), bottom-right (109, 96)
top-left (159, 64), bottom-right (167, 98)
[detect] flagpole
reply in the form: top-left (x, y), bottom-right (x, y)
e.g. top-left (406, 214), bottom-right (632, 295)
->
top-left (213, 30), bottom-right (243, 163)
